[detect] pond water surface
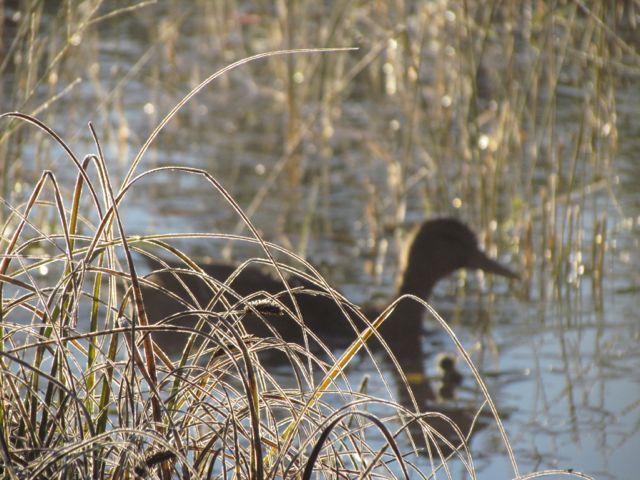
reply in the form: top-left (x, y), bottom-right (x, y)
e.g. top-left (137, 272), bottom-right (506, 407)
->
top-left (2, 2), bottom-right (638, 479)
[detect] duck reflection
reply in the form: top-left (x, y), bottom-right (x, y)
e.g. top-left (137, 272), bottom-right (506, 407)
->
top-left (436, 353), bottom-right (464, 401)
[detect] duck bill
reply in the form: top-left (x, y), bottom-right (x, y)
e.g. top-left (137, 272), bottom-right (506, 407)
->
top-left (470, 251), bottom-right (519, 280)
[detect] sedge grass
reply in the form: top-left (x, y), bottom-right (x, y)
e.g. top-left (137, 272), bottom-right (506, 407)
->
top-left (1, 1), bottom-right (632, 477)
top-left (0, 106), bottom-right (593, 480)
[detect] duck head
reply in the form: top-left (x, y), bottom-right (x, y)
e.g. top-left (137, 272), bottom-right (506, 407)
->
top-left (396, 218), bottom-right (518, 299)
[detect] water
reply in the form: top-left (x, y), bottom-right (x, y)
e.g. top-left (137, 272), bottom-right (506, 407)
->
top-left (1, 2), bottom-right (638, 478)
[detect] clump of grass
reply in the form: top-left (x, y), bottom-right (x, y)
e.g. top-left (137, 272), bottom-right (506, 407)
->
top-left (0, 111), bottom-right (483, 479)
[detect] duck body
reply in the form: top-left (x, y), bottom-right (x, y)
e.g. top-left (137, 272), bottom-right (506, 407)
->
top-left (141, 218), bottom-right (518, 357)
top-left (141, 257), bottom-right (362, 355)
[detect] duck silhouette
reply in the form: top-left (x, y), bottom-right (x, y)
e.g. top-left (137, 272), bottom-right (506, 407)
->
top-left (139, 217), bottom-right (518, 365)
top-left (137, 217), bottom-right (517, 453)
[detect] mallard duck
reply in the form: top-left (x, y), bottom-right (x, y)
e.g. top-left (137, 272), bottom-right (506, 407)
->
top-left (139, 218), bottom-right (518, 360)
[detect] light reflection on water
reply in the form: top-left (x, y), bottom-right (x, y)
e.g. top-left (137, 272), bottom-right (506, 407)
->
top-left (2, 3), bottom-right (639, 478)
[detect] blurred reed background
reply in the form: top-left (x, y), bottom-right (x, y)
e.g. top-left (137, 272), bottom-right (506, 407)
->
top-left (0, 1), bottom-right (638, 478)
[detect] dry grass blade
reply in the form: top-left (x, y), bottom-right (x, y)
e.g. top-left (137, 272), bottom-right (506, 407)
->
top-left (300, 411), bottom-right (410, 480)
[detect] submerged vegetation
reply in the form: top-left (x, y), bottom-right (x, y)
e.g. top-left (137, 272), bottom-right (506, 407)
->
top-left (1, 1), bottom-right (637, 478)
